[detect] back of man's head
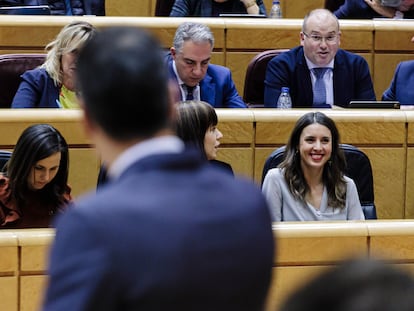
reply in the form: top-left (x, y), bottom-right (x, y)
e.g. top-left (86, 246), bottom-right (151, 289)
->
top-left (77, 27), bottom-right (170, 141)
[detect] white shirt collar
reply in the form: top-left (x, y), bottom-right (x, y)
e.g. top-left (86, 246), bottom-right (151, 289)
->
top-left (304, 56), bottom-right (335, 70)
top-left (108, 135), bottom-right (184, 180)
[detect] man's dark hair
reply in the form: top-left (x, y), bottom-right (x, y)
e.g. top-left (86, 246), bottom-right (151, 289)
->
top-left (76, 26), bottom-right (170, 141)
top-left (280, 258), bottom-right (414, 311)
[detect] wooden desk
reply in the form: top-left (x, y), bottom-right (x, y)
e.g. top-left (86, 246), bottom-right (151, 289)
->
top-left (3, 221), bottom-right (414, 311)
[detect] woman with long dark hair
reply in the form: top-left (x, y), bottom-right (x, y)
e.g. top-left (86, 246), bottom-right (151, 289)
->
top-left (262, 112), bottom-right (364, 221)
top-left (0, 124), bottom-right (71, 228)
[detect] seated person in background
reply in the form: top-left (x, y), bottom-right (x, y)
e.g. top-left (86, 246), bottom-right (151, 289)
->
top-left (382, 60), bottom-right (414, 105)
top-left (11, 21), bottom-right (97, 108)
top-left (167, 22), bottom-right (247, 108)
top-left (170, 0), bottom-right (266, 16)
top-left (176, 100), bottom-right (234, 176)
top-left (325, 0), bottom-right (345, 12)
top-left (0, 0), bottom-right (105, 15)
top-left (0, 124), bottom-right (71, 229)
top-left (97, 100), bottom-right (234, 186)
top-left (334, 0), bottom-right (414, 19)
top-left (279, 258), bottom-right (414, 311)
top-left (264, 9), bottom-right (376, 108)
top-left (262, 112), bottom-right (364, 221)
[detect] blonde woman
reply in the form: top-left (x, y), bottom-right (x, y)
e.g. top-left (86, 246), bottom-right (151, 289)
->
top-left (12, 21), bottom-right (97, 108)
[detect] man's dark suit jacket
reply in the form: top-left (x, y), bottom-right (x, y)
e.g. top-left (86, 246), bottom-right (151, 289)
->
top-left (43, 149), bottom-right (274, 311)
top-left (166, 54), bottom-right (246, 108)
top-left (170, 0), bottom-right (267, 16)
top-left (382, 60), bottom-right (414, 105)
top-left (334, 0), bottom-right (414, 19)
top-left (264, 46), bottom-right (376, 108)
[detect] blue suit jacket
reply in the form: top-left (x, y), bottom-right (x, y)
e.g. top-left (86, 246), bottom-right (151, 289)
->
top-left (382, 60), bottom-right (414, 105)
top-left (12, 68), bottom-right (60, 108)
top-left (334, 0), bottom-right (414, 19)
top-left (170, 0), bottom-right (267, 16)
top-left (167, 54), bottom-right (246, 108)
top-left (264, 46), bottom-right (376, 108)
top-left (43, 149), bottom-right (274, 311)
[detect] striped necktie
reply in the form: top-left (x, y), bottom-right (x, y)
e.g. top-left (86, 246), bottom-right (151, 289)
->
top-left (312, 68), bottom-right (329, 108)
top-left (184, 85), bottom-right (195, 101)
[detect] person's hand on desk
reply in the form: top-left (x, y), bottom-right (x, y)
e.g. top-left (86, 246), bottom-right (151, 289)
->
top-left (239, 0), bottom-right (260, 14)
top-left (364, 0), bottom-right (397, 18)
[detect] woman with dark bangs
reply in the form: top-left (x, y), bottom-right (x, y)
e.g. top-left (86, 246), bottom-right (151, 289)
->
top-left (0, 124), bottom-right (71, 228)
top-left (176, 100), bottom-right (233, 175)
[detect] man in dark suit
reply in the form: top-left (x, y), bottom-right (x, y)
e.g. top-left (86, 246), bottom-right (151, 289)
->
top-left (264, 8), bottom-right (376, 108)
top-left (167, 22), bottom-right (246, 108)
top-left (42, 26), bottom-right (274, 311)
top-left (382, 60), bottom-right (414, 105)
top-left (334, 0), bottom-right (414, 19)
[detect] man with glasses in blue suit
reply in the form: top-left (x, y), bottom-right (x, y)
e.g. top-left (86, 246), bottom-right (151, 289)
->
top-left (264, 9), bottom-right (376, 108)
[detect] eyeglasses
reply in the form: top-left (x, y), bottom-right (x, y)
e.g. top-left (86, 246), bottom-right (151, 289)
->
top-left (302, 32), bottom-right (339, 44)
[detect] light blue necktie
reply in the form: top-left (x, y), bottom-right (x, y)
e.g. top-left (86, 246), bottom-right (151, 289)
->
top-left (312, 68), bottom-right (329, 108)
top-left (64, 0), bottom-right (73, 15)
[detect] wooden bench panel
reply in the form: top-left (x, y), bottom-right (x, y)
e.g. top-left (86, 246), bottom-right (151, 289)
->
top-left (20, 275), bottom-right (47, 311)
top-left (106, 0), bottom-right (150, 16)
top-left (217, 148), bottom-right (253, 178)
top-left (0, 277), bottom-right (18, 311)
top-left (266, 265), bottom-right (330, 311)
top-left (374, 20), bottom-right (414, 51)
top-left (361, 148), bottom-right (405, 219)
top-left (374, 54), bottom-right (414, 100)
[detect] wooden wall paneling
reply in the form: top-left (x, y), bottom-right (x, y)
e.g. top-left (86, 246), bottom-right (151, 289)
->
top-left (283, 0), bottom-right (326, 18)
top-left (405, 112), bottom-right (414, 218)
top-left (225, 19), bottom-right (302, 50)
top-left (254, 147), bottom-right (280, 184)
top-left (226, 51), bottom-right (259, 97)
top-left (20, 276), bottom-right (47, 311)
top-left (374, 20), bottom-right (414, 51)
top-left (0, 277), bottom-right (18, 311)
top-left (266, 266), bottom-right (329, 311)
top-left (367, 221), bottom-right (414, 260)
top-left (0, 232), bottom-right (18, 311)
top-left (106, 0), bottom-right (151, 16)
top-left (0, 16), bottom-right (64, 53)
top-left (361, 148), bottom-right (405, 219)
top-left (216, 109), bottom-right (255, 178)
top-left (406, 148), bottom-right (414, 218)
top-left (68, 149), bottom-right (100, 197)
top-left (338, 20), bottom-right (373, 51)
top-left (217, 148), bottom-right (254, 178)
top-left (374, 54), bottom-right (414, 101)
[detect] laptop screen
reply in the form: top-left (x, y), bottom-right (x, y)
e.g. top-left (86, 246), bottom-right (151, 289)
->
top-left (348, 101), bottom-right (400, 109)
top-left (219, 13), bottom-right (267, 18)
top-left (0, 5), bottom-right (51, 15)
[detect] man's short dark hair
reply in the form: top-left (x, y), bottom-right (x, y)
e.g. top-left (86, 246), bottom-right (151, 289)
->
top-left (77, 26), bottom-right (170, 140)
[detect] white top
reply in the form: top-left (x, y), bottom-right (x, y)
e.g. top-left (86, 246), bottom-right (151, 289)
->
top-left (262, 168), bottom-right (365, 221)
